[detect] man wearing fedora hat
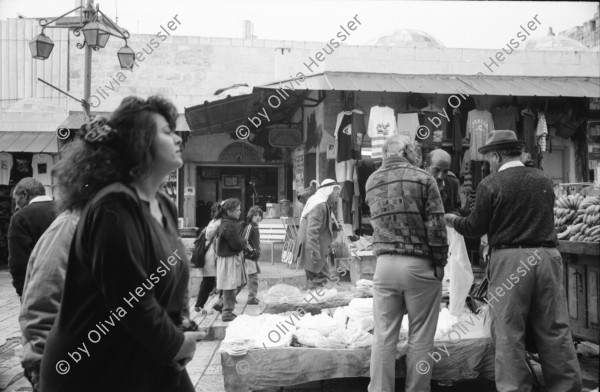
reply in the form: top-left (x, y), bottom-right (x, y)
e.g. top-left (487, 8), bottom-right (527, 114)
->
top-left (445, 130), bottom-right (581, 391)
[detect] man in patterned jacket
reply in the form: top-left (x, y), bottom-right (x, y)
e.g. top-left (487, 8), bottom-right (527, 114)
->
top-left (366, 134), bottom-right (448, 392)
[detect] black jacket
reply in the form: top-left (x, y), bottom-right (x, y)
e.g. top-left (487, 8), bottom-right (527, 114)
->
top-left (216, 217), bottom-right (246, 257)
top-left (241, 222), bottom-right (261, 261)
top-left (8, 200), bottom-right (57, 296)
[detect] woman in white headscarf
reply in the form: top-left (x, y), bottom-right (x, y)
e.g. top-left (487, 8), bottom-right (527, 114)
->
top-left (294, 179), bottom-right (341, 289)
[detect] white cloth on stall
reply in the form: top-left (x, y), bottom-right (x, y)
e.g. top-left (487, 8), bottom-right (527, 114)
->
top-left (221, 314), bottom-right (296, 355)
top-left (0, 153), bottom-right (13, 185)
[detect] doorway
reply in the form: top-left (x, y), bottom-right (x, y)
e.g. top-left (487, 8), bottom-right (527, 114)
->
top-left (195, 165), bottom-right (279, 228)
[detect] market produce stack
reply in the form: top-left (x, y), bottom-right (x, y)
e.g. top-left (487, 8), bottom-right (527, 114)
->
top-left (555, 194), bottom-right (600, 242)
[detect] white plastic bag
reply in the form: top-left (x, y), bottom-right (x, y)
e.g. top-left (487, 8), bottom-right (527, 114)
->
top-left (446, 227), bottom-right (474, 317)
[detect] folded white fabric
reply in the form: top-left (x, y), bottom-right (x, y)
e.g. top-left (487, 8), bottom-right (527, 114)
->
top-left (356, 279), bottom-right (373, 287)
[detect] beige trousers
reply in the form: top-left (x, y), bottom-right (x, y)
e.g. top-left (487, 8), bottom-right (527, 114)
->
top-left (369, 254), bottom-right (442, 392)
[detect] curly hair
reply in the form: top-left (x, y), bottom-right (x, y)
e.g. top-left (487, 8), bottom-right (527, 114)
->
top-left (246, 206), bottom-right (263, 222)
top-left (53, 95), bottom-right (178, 212)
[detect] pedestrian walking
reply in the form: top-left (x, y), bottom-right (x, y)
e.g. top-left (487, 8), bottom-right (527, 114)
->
top-left (194, 202), bottom-right (220, 313)
top-left (294, 179), bottom-right (341, 290)
top-left (19, 210), bottom-right (80, 392)
top-left (365, 134), bottom-right (448, 392)
top-left (215, 198), bottom-right (247, 322)
top-left (8, 177), bottom-right (57, 298)
top-left (241, 206), bottom-right (263, 305)
top-left (445, 130), bottom-right (582, 392)
top-left (40, 96), bottom-right (197, 392)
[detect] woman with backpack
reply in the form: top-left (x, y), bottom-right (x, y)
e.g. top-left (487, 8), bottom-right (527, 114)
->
top-left (194, 202), bottom-right (220, 313)
top-left (215, 198), bottom-right (247, 322)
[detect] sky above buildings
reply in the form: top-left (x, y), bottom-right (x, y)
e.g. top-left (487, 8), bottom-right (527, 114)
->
top-left (0, 0), bottom-right (598, 50)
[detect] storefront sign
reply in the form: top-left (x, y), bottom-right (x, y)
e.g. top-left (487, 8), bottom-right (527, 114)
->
top-left (293, 147), bottom-right (304, 190)
top-left (218, 142), bottom-right (261, 163)
top-left (268, 129), bottom-right (302, 148)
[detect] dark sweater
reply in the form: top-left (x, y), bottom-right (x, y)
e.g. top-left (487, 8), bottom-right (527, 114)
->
top-left (40, 184), bottom-right (190, 392)
top-left (216, 217), bottom-right (246, 257)
top-left (453, 166), bottom-right (558, 247)
top-left (8, 200), bottom-right (57, 296)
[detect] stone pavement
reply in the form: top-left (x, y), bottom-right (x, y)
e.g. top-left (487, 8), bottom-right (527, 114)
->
top-left (1, 263), bottom-right (599, 392)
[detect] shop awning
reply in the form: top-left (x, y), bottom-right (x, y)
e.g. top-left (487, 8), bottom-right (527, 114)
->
top-left (0, 131), bottom-right (58, 153)
top-left (259, 72), bottom-right (600, 98)
top-left (184, 90), bottom-right (310, 134)
top-left (58, 111), bottom-right (191, 131)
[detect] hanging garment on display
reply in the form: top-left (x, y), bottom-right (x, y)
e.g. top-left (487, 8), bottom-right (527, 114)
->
top-left (352, 180), bottom-right (360, 231)
top-left (536, 113), bottom-right (548, 152)
top-left (9, 153), bottom-right (33, 186)
top-left (367, 106), bottom-right (397, 161)
top-left (335, 111), bottom-right (354, 162)
top-left (396, 113), bottom-right (420, 142)
top-left (491, 106), bottom-right (519, 132)
top-left (466, 109), bottom-right (495, 161)
top-left (32, 153), bottom-right (54, 194)
top-left (351, 110), bottom-right (366, 160)
top-left (451, 109), bottom-right (463, 153)
top-left (0, 153), bottom-right (13, 186)
top-left (340, 180), bottom-right (354, 225)
top-left (460, 149), bottom-right (471, 178)
top-left (335, 159), bottom-right (356, 184)
top-left (418, 112), bottom-right (447, 148)
top-left (522, 111), bottom-right (536, 157)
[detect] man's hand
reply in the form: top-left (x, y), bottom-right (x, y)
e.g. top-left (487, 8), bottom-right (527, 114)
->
top-left (434, 266), bottom-right (445, 282)
top-left (173, 331), bottom-right (198, 371)
top-left (444, 213), bottom-right (457, 228)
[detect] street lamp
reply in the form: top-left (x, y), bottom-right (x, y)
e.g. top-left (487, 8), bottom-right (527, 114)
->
top-left (29, 32), bottom-right (54, 60)
top-left (28, 0), bottom-right (132, 119)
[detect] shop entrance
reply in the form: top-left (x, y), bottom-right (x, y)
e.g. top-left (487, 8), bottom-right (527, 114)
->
top-left (195, 165), bottom-right (279, 229)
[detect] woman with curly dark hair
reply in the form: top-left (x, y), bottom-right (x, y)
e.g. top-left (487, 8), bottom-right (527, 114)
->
top-left (40, 96), bottom-right (197, 392)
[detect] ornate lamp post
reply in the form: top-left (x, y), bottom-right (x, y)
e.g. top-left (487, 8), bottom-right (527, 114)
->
top-left (28, 0), bottom-right (134, 119)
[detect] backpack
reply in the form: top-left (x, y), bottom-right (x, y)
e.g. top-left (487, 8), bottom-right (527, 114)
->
top-left (191, 229), bottom-right (213, 268)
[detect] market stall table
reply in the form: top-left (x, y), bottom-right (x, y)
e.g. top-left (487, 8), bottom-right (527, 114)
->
top-left (221, 338), bottom-right (495, 392)
top-left (558, 240), bottom-right (600, 344)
